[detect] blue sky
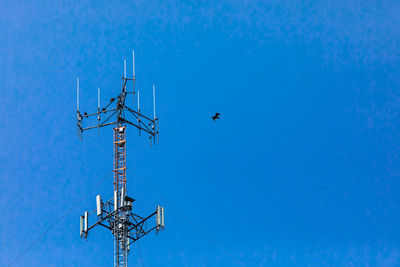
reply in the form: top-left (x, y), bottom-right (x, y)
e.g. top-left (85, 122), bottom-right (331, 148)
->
top-left (1, 0), bottom-right (400, 266)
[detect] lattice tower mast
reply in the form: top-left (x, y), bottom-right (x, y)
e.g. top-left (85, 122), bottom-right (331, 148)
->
top-left (77, 50), bottom-right (164, 267)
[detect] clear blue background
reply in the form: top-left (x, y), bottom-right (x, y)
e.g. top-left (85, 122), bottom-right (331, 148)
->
top-left (1, 1), bottom-right (400, 266)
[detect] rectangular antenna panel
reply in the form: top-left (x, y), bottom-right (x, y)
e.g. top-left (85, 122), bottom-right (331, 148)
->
top-left (80, 215), bottom-right (83, 237)
top-left (114, 191), bottom-right (118, 211)
top-left (161, 206), bottom-right (164, 228)
top-left (156, 205), bottom-right (161, 228)
top-left (121, 188), bottom-right (125, 207)
top-left (96, 195), bottom-right (102, 216)
top-left (84, 211), bottom-right (88, 232)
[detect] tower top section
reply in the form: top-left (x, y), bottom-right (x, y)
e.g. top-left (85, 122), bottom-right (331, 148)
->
top-left (76, 49), bottom-right (158, 144)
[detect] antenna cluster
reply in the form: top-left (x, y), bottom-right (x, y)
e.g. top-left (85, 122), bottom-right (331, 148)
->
top-left (76, 49), bottom-right (159, 145)
top-left (77, 50), bottom-right (164, 267)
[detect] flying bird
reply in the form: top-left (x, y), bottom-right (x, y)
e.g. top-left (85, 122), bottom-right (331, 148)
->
top-left (212, 113), bottom-right (221, 121)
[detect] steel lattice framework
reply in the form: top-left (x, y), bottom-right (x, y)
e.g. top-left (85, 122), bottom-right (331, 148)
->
top-left (77, 51), bottom-right (164, 267)
top-left (114, 126), bottom-right (128, 267)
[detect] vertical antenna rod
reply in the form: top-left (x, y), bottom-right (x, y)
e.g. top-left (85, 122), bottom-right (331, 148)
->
top-left (153, 84), bottom-right (156, 119)
top-left (97, 88), bottom-right (100, 133)
top-left (77, 78), bottom-right (80, 111)
top-left (153, 84), bottom-right (157, 144)
top-left (132, 50), bottom-right (135, 78)
top-left (77, 78), bottom-right (81, 139)
top-left (124, 60), bottom-right (126, 79)
top-left (138, 90), bottom-right (140, 136)
top-left (132, 49), bottom-right (135, 105)
top-left (98, 88), bottom-right (100, 110)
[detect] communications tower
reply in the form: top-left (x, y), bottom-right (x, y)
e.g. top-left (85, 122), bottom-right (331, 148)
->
top-left (77, 50), bottom-right (165, 267)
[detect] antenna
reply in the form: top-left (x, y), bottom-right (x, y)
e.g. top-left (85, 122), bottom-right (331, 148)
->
top-left (153, 84), bottom-right (156, 119)
top-left (132, 50), bottom-right (135, 78)
top-left (124, 59), bottom-right (126, 79)
top-left (138, 90), bottom-right (140, 136)
top-left (132, 49), bottom-right (136, 105)
top-left (77, 50), bottom-right (163, 267)
top-left (77, 78), bottom-right (80, 111)
top-left (153, 84), bottom-right (158, 143)
top-left (98, 88), bottom-right (100, 110)
top-left (76, 78), bottom-right (82, 139)
top-left (97, 88), bottom-right (100, 133)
